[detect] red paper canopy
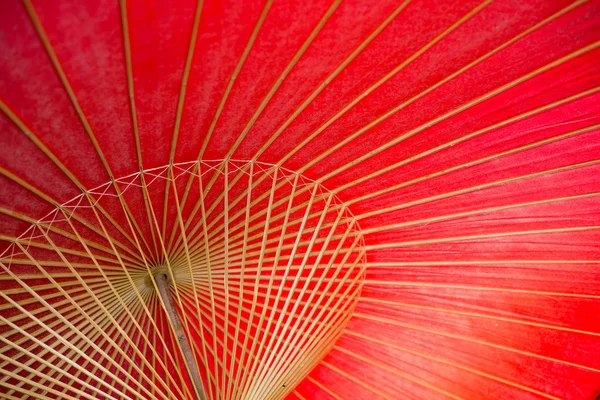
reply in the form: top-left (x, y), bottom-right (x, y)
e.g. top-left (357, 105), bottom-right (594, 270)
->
top-left (1, 0), bottom-right (599, 399)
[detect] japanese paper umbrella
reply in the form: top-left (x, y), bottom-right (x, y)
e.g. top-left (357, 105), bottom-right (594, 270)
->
top-left (1, 0), bottom-right (599, 399)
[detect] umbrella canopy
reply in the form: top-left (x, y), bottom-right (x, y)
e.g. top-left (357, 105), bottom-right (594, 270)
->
top-left (1, 0), bottom-right (599, 399)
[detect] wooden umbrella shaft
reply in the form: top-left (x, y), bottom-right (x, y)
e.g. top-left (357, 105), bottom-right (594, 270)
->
top-left (154, 273), bottom-right (207, 400)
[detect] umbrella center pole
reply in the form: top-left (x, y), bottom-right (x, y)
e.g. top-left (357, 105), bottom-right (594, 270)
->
top-left (154, 273), bottom-right (207, 400)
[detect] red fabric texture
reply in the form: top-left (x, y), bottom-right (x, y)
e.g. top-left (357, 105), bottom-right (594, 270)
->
top-left (1, 0), bottom-right (599, 399)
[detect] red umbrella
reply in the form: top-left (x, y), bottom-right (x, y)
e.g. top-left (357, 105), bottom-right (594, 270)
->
top-left (1, 0), bottom-right (599, 399)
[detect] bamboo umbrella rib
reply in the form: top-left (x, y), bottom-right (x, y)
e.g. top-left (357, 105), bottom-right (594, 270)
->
top-left (166, 0), bottom-right (203, 166)
top-left (92, 195), bottom-right (196, 399)
top-left (220, 162), bottom-right (231, 397)
top-left (164, 0), bottom-right (273, 256)
top-left (164, 289), bottom-right (235, 393)
top-left (170, 196), bottom-right (355, 266)
top-left (43, 293), bottom-right (152, 398)
top-left (305, 377), bottom-right (343, 400)
top-left (364, 225), bottom-right (600, 251)
top-left (182, 161), bottom-right (544, 264)
top-left (168, 291), bottom-right (278, 396)
top-left (352, 313), bottom-right (600, 373)
top-left (187, 0), bottom-right (492, 242)
top-left (170, 163), bottom-right (310, 258)
top-left (227, 0), bottom-right (341, 159)
top-left (253, 249), bottom-right (366, 399)
top-left (170, 285), bottom-right (331, 399)
top-left (357, 158), bottom-right (600, 220)
top-left (232, 167), bottom-right (286, 398)
top-left (72, 292), bottom-right (149, 400)
top-left (160, 0), bottom-right (204, 246)
top-left (0, 366), bottom-right (94, 400)
top-left (173, 268), bottom-right (358, 286)
top-left (9, 242), bottom-right (168, 399)
top-left (214, 78), bottom-right (600, 244)
top-left (1, 279), bottom-right (137, 347)
top-left (205, 237), bottom-right (353, 271)
top-left (361, 189), bottom-right (600, 235)
top-left (164, 0), bottom-right (274, 258)
top-left (2, 309), bottom-right (136, 398)
top-left (0, 234), bottom-right (138, 268)
top-left (173, 258), bottom-right (364, 400)
top-left (61, 206), bottom-right (191, 398)
top-left (168, 160), bottom-right (234, 259)
top-left (284, 3), bottom-right (593, 187)
top-left (179, 0), bottom-right (343, 254)
top-left (1, 292), bottom-right (144, 400)
top-left (234, 172), bottom-right (303, 394)
top-left (342, 330), bottom-right (561, 399)
top-left (320, 360), bottom-right (396, 400)
top-left (0, 207), bottom-right (143, 267)
top-left (154, 273), bottom-right (207, 400)
top-left (292, 390), bottom-right (307, 400)
top-left (0, 258), bottom-right (129, 272)
top-left (23, 0), bottom-right (157, 264)
top-left (193, 2), bottom-right (591, 245)
top-left (0, 167), bottom-right (144, 263)
top-left (194, 162), bottom-right (222, 397)
top-left (0, 100), bottom-right (149, 263)
top-left (208, 242), bottom-right (360, 265)
top-left (140, 170), bottom-right (162, 264)
top-left (168, 175), bottom-right (215, 399)
top-left (334, 346), bottom-right (465, 400)
top-left (292, 0), bottom-right (492, 175)
top-left (0, 278), bottom-right (125, 315)
top-left (119, 0), bottom-right (161, 264)
top-left (1, 1), bottom-right (598, 398)
top-left (0, 296), bottom-right (140, 399)
top-left (206, 130), bottom-right (600, 246)
top-left (179, 186), bottom-right (338, 268)
top-left (0, 387), bottom-right (37, 400)
top-left (250, 248), bottom-right (365, 398)
top-left (165, 0), bottom-right (340, 256)
top-left (245, 264), bottom-right (362, 395)
top-left (341, 91), bottom-right (600, 201)
top-left (268, 294), bottom-right (364, 400)
top-left (225, 161), bottom-right (255, 399)
top-left (312, 46), bottom-right (600, 192)
top-left (76, 195), bottom-right (194, 398)
top-left (1, 297), bottom-right (141, 395)
top-left (0, 271), bottom-right (126, 281)
top-left (249, 195), bottom-right (344, 394)
top-left (175, 282), bottom-right (340, 342)
top-left (177, 177), bottom-right (323, 266)
top-left (178, 0), bottom-right (489, 248)
top-left (147, 296), bottom-right (160, 399)
top-left (177, 279), bottom-right (355, 318)
top-left (173, 0), bottom-right (581, 267)
top-left (176, 139), bottom-right (540, 264)
top-left (263, 287), bottom-right (365, 399)
top-left (143, 172), bottom-right (210, 399)
top-left (236, 180), bottom-right (319, 398)
top-left (363, 281), bottom-right (600, 300)
top-left (247, 0), bottom-right (413, 167)
top-left (198, 1), bottom-right (272, 160)
top-left (169, 287), bottom-right (259, 386)
top-left (358, 297), bottom-right (600, 336)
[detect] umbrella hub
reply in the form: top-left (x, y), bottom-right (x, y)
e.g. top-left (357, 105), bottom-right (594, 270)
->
top-left (1, 159), bottom-right (367, 399)
top-left (143, 265), bottom-right (172, 289)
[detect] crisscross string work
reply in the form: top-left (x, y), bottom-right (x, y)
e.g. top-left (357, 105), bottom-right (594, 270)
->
top-left (0, 159), bottom-right (366, 400)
